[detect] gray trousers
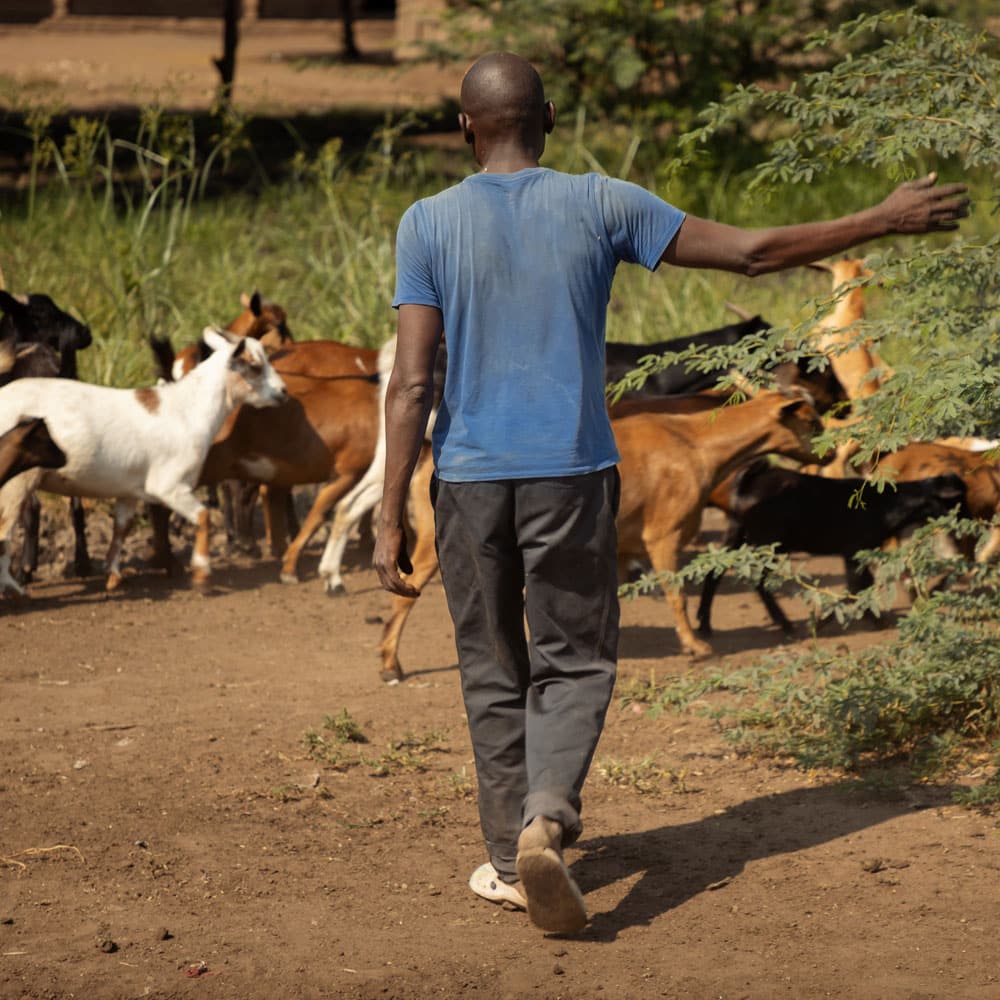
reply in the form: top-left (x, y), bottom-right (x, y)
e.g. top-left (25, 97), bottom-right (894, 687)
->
top-left (432, 468), bottom-right (620, 882)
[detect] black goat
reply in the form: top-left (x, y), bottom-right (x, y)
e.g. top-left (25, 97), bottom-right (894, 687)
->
top-left (0, 290), bottom-right (92, 380)
top-left (0, 289), bottom-right (94, 577)
top-left (605, 315), bottom-right (848, 415)
top-left (697, 462), bottom-right (968, 635)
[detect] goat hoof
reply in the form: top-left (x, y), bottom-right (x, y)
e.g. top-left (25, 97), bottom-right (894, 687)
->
top-left (324, 581), bottom-right (347, 598)
top-left (279, 571), bottom-right (299, 585)
top-left (106, 573), bottom-right (123, 592)
top-left (685, 640), bottom-right (713, 659)
top-left (192, 570), bottom-right (213, 590)
top-left (695, 623), bottom-right (713, 638)
top-left (379, 666), bottom-right (404, 685)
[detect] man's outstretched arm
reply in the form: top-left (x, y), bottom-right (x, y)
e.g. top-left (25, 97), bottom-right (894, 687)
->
top-left (374, 303), bottom-right (444, 597)
top-left (662, 172), bottom-right (969, 276)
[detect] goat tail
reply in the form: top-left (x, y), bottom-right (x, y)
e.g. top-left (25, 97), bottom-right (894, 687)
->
top-left (724, 301), bottom-right (753, 322)
top-left (148, 334), bottom-right (177, 383)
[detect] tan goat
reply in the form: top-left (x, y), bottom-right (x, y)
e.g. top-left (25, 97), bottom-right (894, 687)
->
top-left (809, 258), bottom-right (890, 400)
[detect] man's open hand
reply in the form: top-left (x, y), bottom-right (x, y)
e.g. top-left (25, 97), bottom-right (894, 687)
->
top-left (879, 172), bottom-right (970, 235)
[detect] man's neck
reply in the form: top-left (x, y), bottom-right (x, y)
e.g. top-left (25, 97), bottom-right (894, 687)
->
top-left (476, 140), bottom-right (541, 174)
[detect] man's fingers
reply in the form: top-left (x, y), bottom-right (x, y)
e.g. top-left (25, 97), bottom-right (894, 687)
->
top-left (931, 182), bottom-right (968, 199)
top-left (375, 561), bottom-right (421, 597)
top-left (932, 197), bottom-right (970, 219)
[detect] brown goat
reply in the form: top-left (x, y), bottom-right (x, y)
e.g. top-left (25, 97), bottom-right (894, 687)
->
top-left (613, 392), bottom-right (826, 657)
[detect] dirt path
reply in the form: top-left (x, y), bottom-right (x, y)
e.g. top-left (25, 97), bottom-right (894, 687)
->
top-left (0, 19), bottom-right (463, 112)
top-left (1, 512), bottom-right (997, 1000)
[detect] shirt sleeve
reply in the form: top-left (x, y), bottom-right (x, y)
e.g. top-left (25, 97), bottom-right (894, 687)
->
top-left (392, 202), bottom-right (440, 310)
top-left (595, 177), bottom-right (686, 271)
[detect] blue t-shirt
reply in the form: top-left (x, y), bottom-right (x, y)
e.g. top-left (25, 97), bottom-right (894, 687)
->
top-left (393, 167), bottom-right (685, 481)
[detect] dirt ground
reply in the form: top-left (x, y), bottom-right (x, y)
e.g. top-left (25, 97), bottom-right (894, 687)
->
top-left (1, 504), bottom-right (997, 1000)
top-left (0, 18), bottom-right (463, 113)
top-left (1, 18), bottom-right (999, 1000)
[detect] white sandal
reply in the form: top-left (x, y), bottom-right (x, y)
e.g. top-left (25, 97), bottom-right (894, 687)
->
top-left (468, 862), bottom-right (527, 909)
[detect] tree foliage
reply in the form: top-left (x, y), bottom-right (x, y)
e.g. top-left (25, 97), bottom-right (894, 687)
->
top-left (431, 1), bottom-right (983, 141)
top-left (623, 10), bottom-right (999, 795)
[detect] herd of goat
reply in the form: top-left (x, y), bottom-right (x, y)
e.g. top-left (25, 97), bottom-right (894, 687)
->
top-left (0, 260), bottom-right (997, 682)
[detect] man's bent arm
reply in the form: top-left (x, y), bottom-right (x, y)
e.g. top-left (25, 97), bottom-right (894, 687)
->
top-left (374, 303), bottom-right (444, 597)
top-left (662, 173), bottom-right (969, 276)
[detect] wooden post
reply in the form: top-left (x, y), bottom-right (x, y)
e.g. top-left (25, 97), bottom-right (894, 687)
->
top-left (213, 0), bottom-right (240, 107)
top-left (342, 0), bottom-right (361, 62)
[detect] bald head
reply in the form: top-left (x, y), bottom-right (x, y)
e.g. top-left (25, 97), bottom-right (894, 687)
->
top-left (461, 52), bottom-right (547, 135)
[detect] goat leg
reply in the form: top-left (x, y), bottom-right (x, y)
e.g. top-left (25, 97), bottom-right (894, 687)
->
top-left (845, 558), bottom-right (881, 628)
top-left (262, 485), bottom-right (289, 559)
top-left (318, 475), bottom-right (384, 596)
top-left (105, 498), bottom-right (138, 591)
top-left (279, 475), bottom-right (358, 584)
top-left (17, 491), bottom-right (40, 584)
top-left (285, 488), bottom-right (300, 540)
top-left (70, 496), bottom-right (92, 577)
top-left (152, 485), bottom-right (213, 588)
top-left (224, 480), bottom-right (261, 556)
top-left (755, 574), bottom-right (796, 634)
top-left (147, 502), bottom-right (180, 576)
top-left (696, 569), bottom-right (725, 637)
top-left (378, 453), bottom-right (438, 682)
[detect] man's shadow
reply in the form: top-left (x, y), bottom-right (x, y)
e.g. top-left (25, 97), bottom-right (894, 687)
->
top-left (567, 782), bottom-right (950, 941)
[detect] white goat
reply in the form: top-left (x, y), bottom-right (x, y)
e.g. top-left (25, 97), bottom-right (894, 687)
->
top-left (0, 328), bottom-right (287, 593)
top-left (317, 334), bottom-right (441, 596)
top-left (317, 335), bottom-right (397, 595)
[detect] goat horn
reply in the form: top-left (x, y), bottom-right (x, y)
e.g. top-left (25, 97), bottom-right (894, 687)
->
top-left (724, 301), bottom-right (753, 321)
top-left (0, 263), bottom-right (6, 290)
top-left (805, 261), bottom-right (834, 273)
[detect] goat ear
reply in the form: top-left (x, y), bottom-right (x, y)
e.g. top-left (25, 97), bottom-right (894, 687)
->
top-left (0, 290), bottom-right (24, 313)
top-left (202, 326), bottom-right (240, 353)
top-left (231, 337), bottom-right (247, 360)
top-left (779, 396), bottom-right (812, 419)
top-left (250, 290), bottom-right (262, 316)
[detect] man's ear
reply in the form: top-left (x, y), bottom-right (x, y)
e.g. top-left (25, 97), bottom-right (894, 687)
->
top-left (543, 101), bottom-right (556, 135)
top-left (458, 112), bottom-right (475, 145)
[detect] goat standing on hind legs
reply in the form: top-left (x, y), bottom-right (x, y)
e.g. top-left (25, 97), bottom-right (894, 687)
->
top-left (0, 329), bottom-right (287, 596)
